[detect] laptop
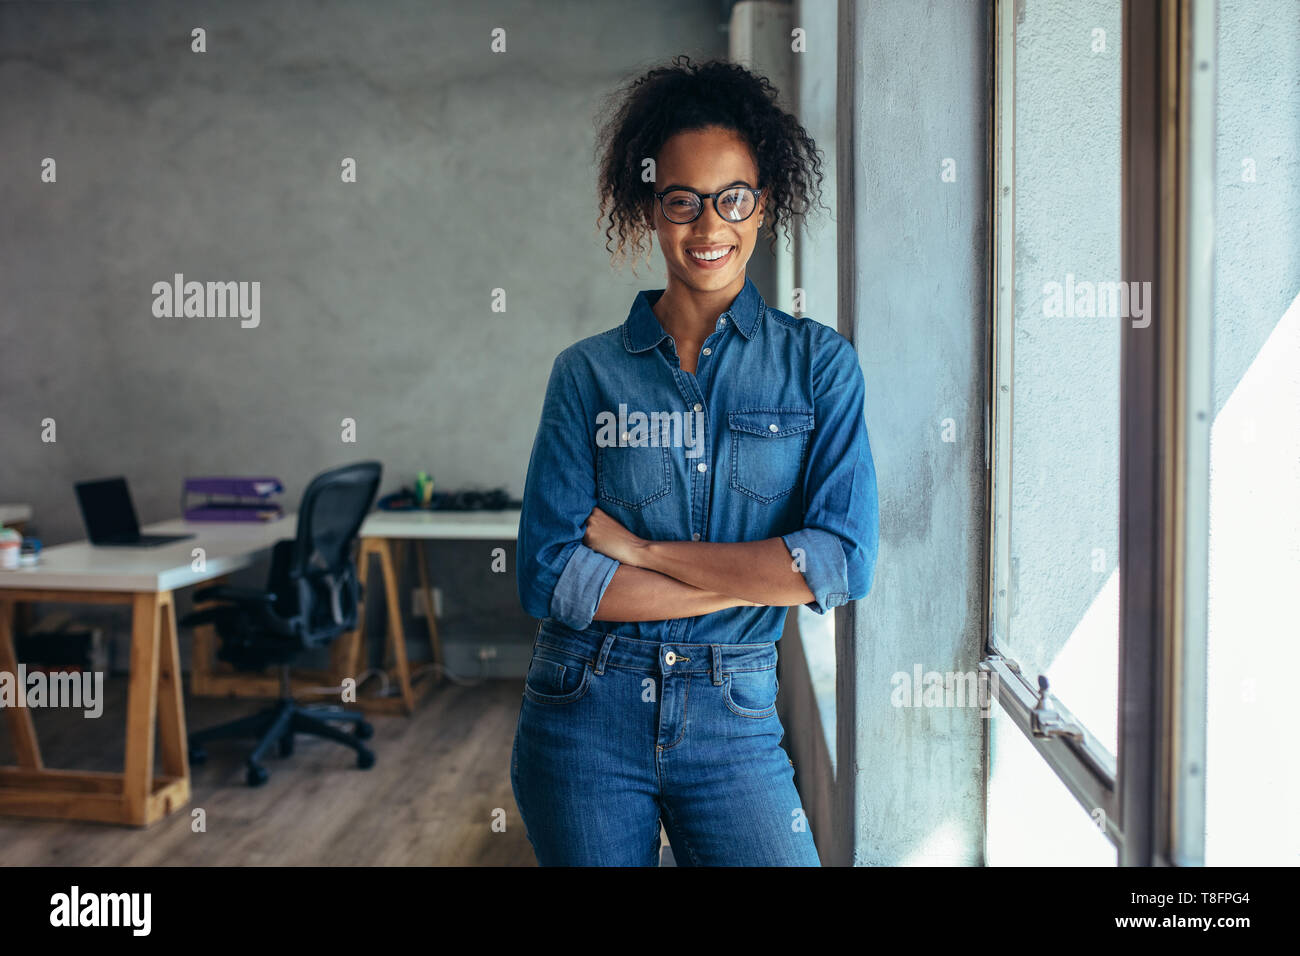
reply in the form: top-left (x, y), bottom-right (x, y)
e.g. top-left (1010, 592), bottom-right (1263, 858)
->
top-left (74, 477), bottom-right (195, 547)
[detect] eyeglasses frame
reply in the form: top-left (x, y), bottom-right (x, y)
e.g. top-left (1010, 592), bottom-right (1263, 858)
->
top-left (651, 185), bottom-right (765, 225)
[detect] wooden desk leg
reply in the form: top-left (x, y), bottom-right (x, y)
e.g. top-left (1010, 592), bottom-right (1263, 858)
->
top-left (376, 540), bottom-right (415, 713)
top-left (0, 588), bottom-right (188, 826)
top-left (189, 573), bottom-right (231, 697)
top-left (4, 523), bottom-right (34, 646)
top-left (0, 599), bottom-right (42, 769)
top-left (413, 542), bottom-right (445, 686)
top-left (154, 592), bottom-right (189, 794)
top-left (328, 537), bottom-right (435, 715)
top-left (331, 539), bottom-right (374, 685)
top-left (123, 591), bottom-right (163, 825)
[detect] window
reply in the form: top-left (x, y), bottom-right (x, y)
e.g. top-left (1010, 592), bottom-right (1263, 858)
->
top-left (992, 0), bottom-right (1123, 762)
top-left (986, 0), bottom-right (1220, 866)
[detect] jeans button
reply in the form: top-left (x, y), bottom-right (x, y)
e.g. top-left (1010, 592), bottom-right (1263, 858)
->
top-left (665, 651), bottom-right (677, 665)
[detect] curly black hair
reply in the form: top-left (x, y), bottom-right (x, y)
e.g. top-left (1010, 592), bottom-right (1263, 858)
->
top-left (594, 54), bottom-right (829, 272)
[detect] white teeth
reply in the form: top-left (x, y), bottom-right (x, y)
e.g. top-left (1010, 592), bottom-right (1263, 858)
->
top-left (689, 246), bottom-right (733, 261)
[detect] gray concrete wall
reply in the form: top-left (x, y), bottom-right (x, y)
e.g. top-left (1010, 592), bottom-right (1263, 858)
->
top-left (727, 1), bottom-right (786, 311)
top-left (836, 0), bottom-right (990, 866)
top-left (0, 0), bottom-right (726, 674)
top-left (778, 0), bottom-right (841, 863)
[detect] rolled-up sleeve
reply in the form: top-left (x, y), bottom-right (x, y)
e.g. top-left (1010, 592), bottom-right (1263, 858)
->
top-left (516, 350), bottom-right (619, 628)
top-left (781, 334), bottom-right (879, 613)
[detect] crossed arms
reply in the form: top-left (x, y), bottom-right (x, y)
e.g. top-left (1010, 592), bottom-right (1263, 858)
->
top-left (581, 505), bottom-right (813, 621)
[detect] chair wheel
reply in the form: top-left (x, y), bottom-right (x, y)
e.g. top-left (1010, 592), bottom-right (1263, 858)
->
top-left (356, 748), bottom-right (375, 770)
top-left (354, 721), bottom-right (374, 740)
top-left (188, 745), bottom-right (207, 765)
top-left (246, 763), bottom-right (269, 787)
top-left (279, 735), bottom-right (294, 757)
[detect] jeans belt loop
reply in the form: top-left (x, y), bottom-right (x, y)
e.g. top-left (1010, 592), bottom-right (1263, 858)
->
top-left (711, 644), bottom-right (723, 685)
top-left (595, 633), bottom-right (616, 675)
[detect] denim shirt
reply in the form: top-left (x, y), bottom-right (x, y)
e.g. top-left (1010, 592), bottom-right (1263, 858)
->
top-left (516, 275), bottom-right (879, 645)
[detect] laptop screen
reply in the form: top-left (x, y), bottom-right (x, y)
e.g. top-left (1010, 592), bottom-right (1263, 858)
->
top-left (75, 477), bottom-right (142, 542)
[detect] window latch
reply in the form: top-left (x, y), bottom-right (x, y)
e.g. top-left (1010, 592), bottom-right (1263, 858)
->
top-left (1030, 675), bottom-right (1084, 741)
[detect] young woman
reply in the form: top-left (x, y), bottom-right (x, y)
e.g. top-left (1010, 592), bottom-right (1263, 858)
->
top-left (512, 55), bottom-right (879, 866)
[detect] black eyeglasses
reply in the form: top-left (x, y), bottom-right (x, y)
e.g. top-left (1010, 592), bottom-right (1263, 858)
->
top-left (652, 185), bottom-right (764, 224)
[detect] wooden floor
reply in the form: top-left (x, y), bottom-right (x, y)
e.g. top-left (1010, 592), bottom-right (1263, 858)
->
top-left (0, 673), bottom-right (537, 865)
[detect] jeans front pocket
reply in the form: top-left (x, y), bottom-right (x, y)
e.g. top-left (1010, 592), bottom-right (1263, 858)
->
top-left (597, 443), bottom-right (671, 510)
top-left (722, 665), bottom-right (779, 718)
top-left (523, 649), bottom-right (592, 705)
top-left (728, 408), bottom-right (814, 503)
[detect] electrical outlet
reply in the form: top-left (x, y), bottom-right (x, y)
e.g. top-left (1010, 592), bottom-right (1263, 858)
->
top-left (411, 587), bottom-right (443, 618)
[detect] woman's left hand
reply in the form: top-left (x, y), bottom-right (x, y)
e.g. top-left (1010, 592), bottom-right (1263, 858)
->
top-left (582, 506), bottom-right (648, 567)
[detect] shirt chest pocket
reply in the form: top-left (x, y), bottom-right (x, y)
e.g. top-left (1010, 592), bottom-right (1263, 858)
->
top-left (728, 408), bottom-right (815, 504)
top-left (597, 443), bottom-right (671, 510)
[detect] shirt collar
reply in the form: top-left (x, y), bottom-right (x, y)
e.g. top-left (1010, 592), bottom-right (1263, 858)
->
top-left (622, 275), bottom-right (765, 353)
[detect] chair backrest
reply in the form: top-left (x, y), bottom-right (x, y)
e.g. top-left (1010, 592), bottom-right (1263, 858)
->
top-left (285, 460), bottom-right (382, 646)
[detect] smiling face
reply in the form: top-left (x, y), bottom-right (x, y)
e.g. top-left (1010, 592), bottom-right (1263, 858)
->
top-left (644, 126), bottom-right (765, 298)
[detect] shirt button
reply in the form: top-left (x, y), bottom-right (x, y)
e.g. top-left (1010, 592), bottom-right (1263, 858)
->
top-left (693, 403), bottom-right (702, 412)
top-left (691, 532), bottom-right (701, 541)
top-left (696, 462), bottom-right (707, 472)
top-left (720, 316), bottom-right (727, 325)
top-left (702, 347), bottom-right (712, 356)
top-left (768, 423), bottom-right (779, 432)
top-left (665, 651), bottom-right (677, 665)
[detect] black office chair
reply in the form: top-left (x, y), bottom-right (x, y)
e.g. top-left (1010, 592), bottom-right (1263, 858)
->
top-left (181, 460), bottom-right (383, 787)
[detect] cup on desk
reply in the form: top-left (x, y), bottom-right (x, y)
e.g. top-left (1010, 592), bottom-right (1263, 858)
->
top-left (0, 527), bottom-right (19, 569)
top-left (0, 529), bottom-right (41, 568)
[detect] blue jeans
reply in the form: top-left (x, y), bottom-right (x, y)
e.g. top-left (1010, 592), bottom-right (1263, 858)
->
top-left (510, 621), bottom-right (821, 866)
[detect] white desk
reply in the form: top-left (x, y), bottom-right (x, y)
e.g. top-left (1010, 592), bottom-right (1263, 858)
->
top-left (0, 513), bottom-right (296, 826)
top-left (0, 515), bottom-right (295, 592)
top-left (183, 509), bottom-right (524, 716)
top-left (346, 509), bottom-right (521, 712)
top-left (359, 509), bottom-right (521, 540)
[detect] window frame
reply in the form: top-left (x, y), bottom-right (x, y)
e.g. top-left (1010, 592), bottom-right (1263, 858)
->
top-left (983, 0), bottom-right (1212, 866)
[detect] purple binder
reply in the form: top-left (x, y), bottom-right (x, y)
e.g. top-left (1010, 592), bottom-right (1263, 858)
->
top-left (183, 476), bottom-right (284, 522)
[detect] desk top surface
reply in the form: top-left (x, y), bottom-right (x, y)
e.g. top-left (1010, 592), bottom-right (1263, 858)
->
top-left (0, 508), bottom-right (523, 593)
top-left (0, 514), bottom-right (297, 593)
top-left (360, 508), bottom-right (521, 540)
